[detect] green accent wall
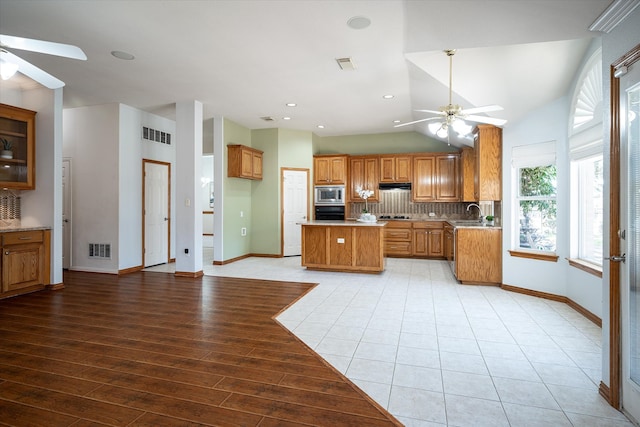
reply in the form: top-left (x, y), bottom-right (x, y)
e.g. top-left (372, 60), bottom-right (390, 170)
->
top-left (314, 131), bottom-right (456, 155)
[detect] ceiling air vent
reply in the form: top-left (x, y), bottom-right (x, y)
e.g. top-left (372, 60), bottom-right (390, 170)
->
top-left (260, 116), bottom-right (276, 122)
top-left (336, 57), bottom-right (356, 71)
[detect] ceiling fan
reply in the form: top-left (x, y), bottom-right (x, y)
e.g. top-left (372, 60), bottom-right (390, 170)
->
top-left (395, 49), bottom-right (507, 138)
top-left (0, 34), bottom-right (87, 89)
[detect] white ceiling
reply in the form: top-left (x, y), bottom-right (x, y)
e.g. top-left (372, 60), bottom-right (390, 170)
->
top-left (0, 0), bottom-right (613, 146)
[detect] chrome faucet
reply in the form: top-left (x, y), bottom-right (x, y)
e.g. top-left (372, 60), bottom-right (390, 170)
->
top-left (466, 203), bottom-right (483, 220)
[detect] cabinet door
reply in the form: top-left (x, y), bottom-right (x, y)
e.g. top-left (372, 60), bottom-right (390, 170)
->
top-left (349, 156), bottom-right (379, 202)
top-left (461, 148), bottom-right (476, 202)
top-left (379, 156), bottom-right (395, 182)
top-left (395, 156), bottom-right (412, 182)
top-left (436, 155), bottom-right (460, 201)
top-left (330, 157), bottom-right (346, 184)
top-left (0, 104), bottom-right (36, 190)
top-left (252, 151), bottom-right (263, 179)
top-left (474, 125), bottom-right (502, 201)
top-left (427, 229), bottom-right (444, 257)
top-left (314, 157), bottom-right (330, 184)
top-left (2, 243), bottom-right (43, 292)
top-left (412, 156), bottom-right (435, 202)
top-left (413, 229), bottom-right (427, 256)
top-left (241, 149), bottom-right (253, 177)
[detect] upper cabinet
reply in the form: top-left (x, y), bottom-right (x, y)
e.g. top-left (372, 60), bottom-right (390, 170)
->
top-left (0, 104), bottom-right (36, 190)
top-left (227, 144), bottom-right (263, 180)
top-left (313, 155), bottom-right (347, 185)
top-left (412, 154), bottom-right (460, 202)
top-left (349, 156), bottom-right (379, 202)
top-left (461, 147), bottom-right (476, 202)
top-left (379, 155), bottom-right (411, 183)
top-left (473, 125), bottom-right (502, 201)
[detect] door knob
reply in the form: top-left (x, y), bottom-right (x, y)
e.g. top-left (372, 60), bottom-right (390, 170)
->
top-left (606, 254), bottom-right (626, 263)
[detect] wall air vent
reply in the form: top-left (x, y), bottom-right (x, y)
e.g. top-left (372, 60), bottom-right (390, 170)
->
top-left (142, 127), bottom-right (172, 145)
top-left (89, 243), bottom-right (111, 259)
top-left (260, 116), bottom-right (276, 122)
top-left (336, 57), bottom-right (356, 71)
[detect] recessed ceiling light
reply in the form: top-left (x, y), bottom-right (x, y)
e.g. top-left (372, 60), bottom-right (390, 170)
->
top-left (286, 103), bottom-right (297, 107)
top-left (111, 50), bottom-right (135, 60)
top-left (393, 120), bottom-right (401, 123)
top-left (317, 125), bottom-right (325, 129)
top-left (347, 16), bottom-right (371, 30)
top-left (383, 94), bottom-right (394, 99)
top-left (283, 117), bottom-right (291, 120)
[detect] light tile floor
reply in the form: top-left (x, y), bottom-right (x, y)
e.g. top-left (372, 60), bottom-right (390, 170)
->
top-left (145, 256), bottom-right (635, 427)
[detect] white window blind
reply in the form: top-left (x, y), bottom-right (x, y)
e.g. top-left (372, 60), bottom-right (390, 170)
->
top-left (512, 141), bottom-right (556, 168)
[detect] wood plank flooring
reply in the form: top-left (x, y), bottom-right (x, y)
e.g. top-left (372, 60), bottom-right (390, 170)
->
top-left (0, 271), bottom-right (402, 426)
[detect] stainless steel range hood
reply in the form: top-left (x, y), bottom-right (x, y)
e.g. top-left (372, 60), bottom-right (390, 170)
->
top-left (379, 182), bottom-right (411, 190)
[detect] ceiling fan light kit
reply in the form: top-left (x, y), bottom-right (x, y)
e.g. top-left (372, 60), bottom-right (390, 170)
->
top-left (0, 34), bottom-right (87, 89)
top-left (395, 49), bottom-right (507, 139)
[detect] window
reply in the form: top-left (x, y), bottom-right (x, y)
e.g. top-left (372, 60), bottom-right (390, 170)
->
top-left (572, 154), bottom-right (604, 265)
top-left (516, 165), bottom-right (557, 252)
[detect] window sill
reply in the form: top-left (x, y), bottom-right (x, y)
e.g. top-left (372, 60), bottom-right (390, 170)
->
top-left (508, 249), bottom-right (559, 262)
top-left (567, 258), bottom-right (602, 278)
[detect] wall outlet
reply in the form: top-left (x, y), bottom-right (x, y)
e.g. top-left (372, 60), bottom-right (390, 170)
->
top-left (337, 238), bottom-right (345, 244)
top-left (241, 227), bottom-right (247, 236)
top-left (428, 212), bottom-right (436, 217)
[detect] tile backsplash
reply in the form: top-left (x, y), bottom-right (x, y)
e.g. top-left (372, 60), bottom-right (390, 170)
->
top-left (349, 189), bottom-right (501, 222)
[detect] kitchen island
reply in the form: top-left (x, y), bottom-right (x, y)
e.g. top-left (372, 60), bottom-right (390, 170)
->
top-left (300, 220), bottom-right (387, 273)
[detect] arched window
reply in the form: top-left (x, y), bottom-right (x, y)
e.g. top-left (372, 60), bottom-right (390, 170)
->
top-left (570, 49), bottom-right (603, 134)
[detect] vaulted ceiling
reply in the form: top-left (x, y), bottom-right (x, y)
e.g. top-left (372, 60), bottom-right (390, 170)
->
top-left (0, 0), bottom-right (614, 146)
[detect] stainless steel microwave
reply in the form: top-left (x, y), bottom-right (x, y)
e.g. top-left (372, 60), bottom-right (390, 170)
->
top-left (314, 185), bottom-right (345, 206)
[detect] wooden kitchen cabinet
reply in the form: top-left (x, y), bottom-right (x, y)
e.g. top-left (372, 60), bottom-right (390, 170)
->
top-left (412, 154), bottom-right (460, 202)
top-left (461, 147), bottom-right (476, 202)
top-left (435, 154), bottom-right (460, 201)
top-left (473, 124), bottom-right (502, 201)
top-left (0, 103), bottom-right (36, 190)
top-left (227, 144), bottom-right (263, 180)
top-left (413, 222), bottom-right (444, 258)
top-left (380, 155), bottom-right (411, 183)
top-left (455, 227), bottom-right (502, 285)
top-left (384, 221), bottom-right (412, 256)
top-left (349, 155), bottom-right (379, 202)
top-left (1, 229), bottom-right (50, 298)
top-left (314, 155), bottom-right (347, 185)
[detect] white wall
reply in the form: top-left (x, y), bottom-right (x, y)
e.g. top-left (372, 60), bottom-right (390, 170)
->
top-left (63, 104), bottom-right (120, 273)
top-left (503, 97), bottom-right (570, 296)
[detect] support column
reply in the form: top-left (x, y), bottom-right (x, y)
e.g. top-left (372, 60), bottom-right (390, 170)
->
top-left (175, 100), bottom-right (203, 277)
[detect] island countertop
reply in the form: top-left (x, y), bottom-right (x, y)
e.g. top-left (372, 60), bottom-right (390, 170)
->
top-left (299, 220), bottom-right (387, 227)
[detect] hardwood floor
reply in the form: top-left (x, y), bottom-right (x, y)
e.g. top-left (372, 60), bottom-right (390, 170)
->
top-left (0, 271), bottom-right (402, 426)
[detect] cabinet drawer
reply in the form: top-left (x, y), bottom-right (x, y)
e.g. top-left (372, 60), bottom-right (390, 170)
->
top-left (384, 229), bottom-right (412, 240)
top-left (2, 230), bottom-right (44, 245)
top-left (413, 221), bottom-right (444, 229)
top-left (384, 241), bottom-right (412, 255)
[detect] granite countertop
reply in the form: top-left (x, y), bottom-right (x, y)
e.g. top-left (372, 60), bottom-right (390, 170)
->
top-left (300, 220), bottom-right (388, 227)
top-left (0, 226), bottom-right (52, 233)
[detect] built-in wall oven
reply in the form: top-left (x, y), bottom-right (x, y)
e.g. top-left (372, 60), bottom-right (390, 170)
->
top-left (315, 205), bottom-right (345, 220)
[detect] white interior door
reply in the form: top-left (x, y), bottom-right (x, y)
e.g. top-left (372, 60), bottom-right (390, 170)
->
top-left (620, 62), bottom-right (640, 424)
top-left (62, 158), bottom-right (71, 269)
top-left (283, 169), bottom-right (308, 256)
top-left (144, 161), bottom-right (169, 267)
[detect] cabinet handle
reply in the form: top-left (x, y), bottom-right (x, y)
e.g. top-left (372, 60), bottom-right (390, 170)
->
top-left (19, 237), bottom-right (32, 240)
top-left (5, 251), bottom-right (9, 255)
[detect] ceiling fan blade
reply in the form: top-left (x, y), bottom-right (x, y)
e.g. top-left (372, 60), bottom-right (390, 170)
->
top-left (414, 109), bottom-right (445, 115)
top-left (465, 114), bottom-right (507, 126)
top-left (394, 117), bottom-right (441, 128)
top-left (462, 104), bottom-right (503, 115)
top-left (3, 51), bottom-right (65, 89)
top-left (0, 34), bottom-right (87, 60)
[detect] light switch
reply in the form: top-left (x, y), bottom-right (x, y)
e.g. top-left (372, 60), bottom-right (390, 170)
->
top-left (185, 198), bottom-right (191, 207)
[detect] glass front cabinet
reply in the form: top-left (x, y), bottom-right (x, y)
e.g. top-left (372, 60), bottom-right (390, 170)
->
top-left (0, 104), bottom-right (36, 190)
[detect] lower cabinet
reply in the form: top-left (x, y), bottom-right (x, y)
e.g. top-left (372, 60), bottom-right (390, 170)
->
top-left (384, 221), bottom-right (444, 258)
top-left (301, 224), bottom-right (385, 273)
top-left (413, 222), bottom-right (444, 257)
top-left (455, 227), bottom-right (502, 285)
top-left (1, 229), bottom-right (51, 298)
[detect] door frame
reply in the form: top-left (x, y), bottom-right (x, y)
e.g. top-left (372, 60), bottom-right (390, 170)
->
top-left (62, 158), bottom-right (72, 269)
top-left (142, 159), bottom-right (172, 267)
top-left (280, 167), bottom-right (310, 256)
top-left (605, 42), bottom-right (640, 409)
